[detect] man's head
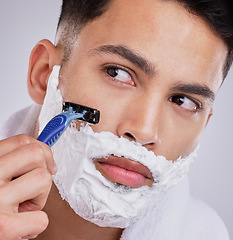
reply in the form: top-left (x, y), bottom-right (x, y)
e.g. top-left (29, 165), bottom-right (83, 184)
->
top-left (28, 0), bottom-right (230, 178)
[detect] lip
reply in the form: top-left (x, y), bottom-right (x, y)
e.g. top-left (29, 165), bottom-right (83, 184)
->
top-left (93, 156), bottom-right (154, 188)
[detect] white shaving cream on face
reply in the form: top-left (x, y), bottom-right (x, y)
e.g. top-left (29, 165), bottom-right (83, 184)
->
top-left (39, 66), bottom-right (197, 228)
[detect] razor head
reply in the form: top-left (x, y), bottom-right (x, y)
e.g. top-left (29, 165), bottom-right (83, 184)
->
top-left (63, 102), bottom-right (100, 124)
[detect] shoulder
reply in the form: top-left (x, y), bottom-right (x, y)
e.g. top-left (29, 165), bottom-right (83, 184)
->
top-left (182, 196), bottom-right (230, 240)
top-left (0, 104), bottom-right (41, 140)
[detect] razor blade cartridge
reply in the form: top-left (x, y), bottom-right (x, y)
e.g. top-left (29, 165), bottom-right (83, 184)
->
top-left (63, 102), bottom-right (100, 124)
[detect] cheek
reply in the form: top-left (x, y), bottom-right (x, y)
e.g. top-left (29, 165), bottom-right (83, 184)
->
top-left (174, 125), bottom-right (203, 154)
top-left (91, 94), bottom-right (133, 134)
top-left (59, 68), bottom-right (130, 134)
top-left (160, 112), bottom-right (209, 159)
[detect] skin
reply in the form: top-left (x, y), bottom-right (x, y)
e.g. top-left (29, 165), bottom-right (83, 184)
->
top-left (0, 0), bottom-right (228, 239)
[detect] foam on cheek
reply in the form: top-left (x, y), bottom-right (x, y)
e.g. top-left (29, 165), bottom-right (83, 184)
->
top-left (39, 66), bottom-right (197, 228)
top-left (38, 66), bottom-right (63, 133)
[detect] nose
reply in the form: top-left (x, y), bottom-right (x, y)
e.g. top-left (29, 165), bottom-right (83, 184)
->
top-left (117, 98), bottom-right (162, 151)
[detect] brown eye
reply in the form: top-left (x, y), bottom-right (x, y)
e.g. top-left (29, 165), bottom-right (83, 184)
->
top-left (107, 68), bottom-right (119, 78)
top-left (170, 95), bottom-right (201, 111)
top-left (106, 67), bottom-right (135, 86)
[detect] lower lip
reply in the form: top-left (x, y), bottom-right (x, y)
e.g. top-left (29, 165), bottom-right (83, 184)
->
top-left (97, 162), bottom-right (148, 188)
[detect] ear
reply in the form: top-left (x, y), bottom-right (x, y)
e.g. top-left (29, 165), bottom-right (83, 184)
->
top-left (27, 39), bottom-right (62, 105)
top-left (205, 108), bottom-right (213, 127)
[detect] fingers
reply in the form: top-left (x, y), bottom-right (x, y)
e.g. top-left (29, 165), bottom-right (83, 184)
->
top-left (0, 134), bottom-right (36, 157)
top-left (0, 135), bottom-right (56, 180)
top-left (0, 211), bottom-right (49, 240)
top-left (0, 134), bottom-right (57, 239)
top-left (0, 168), bottom-right (52, 213)
top-left (0, 143), bottom-right (54, 184)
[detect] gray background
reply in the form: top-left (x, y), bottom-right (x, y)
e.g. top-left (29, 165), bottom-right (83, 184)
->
top-left (0, 1), bottom-right (232, 238)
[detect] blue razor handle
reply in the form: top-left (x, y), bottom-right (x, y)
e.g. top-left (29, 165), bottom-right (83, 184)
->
top-left (37, 103), bottom-right (100, 147)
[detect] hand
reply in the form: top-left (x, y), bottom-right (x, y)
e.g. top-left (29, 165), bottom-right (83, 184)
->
top-left (0, 134), bottom-right (57, 239)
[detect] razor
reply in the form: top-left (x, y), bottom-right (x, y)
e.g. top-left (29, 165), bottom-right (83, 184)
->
top-left (37, 102), bottom-right (100, 147)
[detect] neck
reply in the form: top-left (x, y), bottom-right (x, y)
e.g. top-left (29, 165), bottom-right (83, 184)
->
top-left (35, 183), bottom-right (123, 240)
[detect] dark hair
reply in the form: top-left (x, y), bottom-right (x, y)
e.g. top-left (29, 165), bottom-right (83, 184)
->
top-left (57, 0), bottom-right (113, 60)
top-left (57, 0), bottom-right (233, 79)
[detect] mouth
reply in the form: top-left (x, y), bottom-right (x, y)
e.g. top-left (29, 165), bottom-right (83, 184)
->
top-left (93, 156), bottom-right (154, 188)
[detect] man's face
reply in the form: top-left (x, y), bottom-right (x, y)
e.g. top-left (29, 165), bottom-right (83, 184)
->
top-left (58, 0), bottom-right (227, 176)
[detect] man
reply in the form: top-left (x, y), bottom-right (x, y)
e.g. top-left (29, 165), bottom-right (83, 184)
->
top-left (0, 0), bottom-right (232, 239)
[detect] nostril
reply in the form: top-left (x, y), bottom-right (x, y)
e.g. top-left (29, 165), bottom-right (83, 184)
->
top-left (124, 131), bottom-right (161, 151)
top-left (125, 132), bottom-right (136, 140)
top-left (144, 142), bottom-right (157, 151)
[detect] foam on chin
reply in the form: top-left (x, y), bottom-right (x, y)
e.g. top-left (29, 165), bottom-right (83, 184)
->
top-left (39, 66), bottom-right (197, 228)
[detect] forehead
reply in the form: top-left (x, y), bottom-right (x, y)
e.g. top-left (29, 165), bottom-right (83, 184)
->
top-left (70, 0), bottom-right (227, 91)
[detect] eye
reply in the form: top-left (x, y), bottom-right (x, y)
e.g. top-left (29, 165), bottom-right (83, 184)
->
top-left (170, 95), bottom-right (201, 112)
top-left (106, 67), bottom-right (135, 86)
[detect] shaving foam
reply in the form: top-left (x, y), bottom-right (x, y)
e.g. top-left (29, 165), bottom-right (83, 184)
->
top-left (39, 66), bottom-right (197, 228)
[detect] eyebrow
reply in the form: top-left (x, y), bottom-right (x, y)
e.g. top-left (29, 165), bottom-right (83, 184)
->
top-left (170, 83), bottom-right (215, 102)
top-left (89, 44), bottom-right (156, 77)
